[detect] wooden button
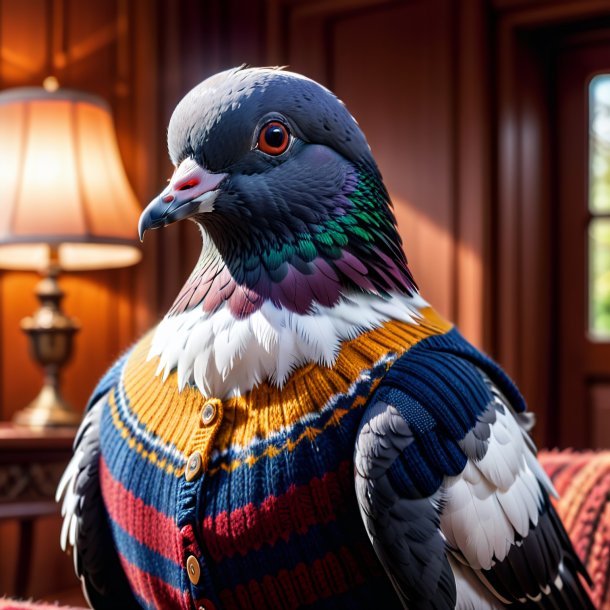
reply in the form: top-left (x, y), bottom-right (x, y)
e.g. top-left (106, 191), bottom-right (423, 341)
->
top-left (185, 451), bottom-right (203, 482)
top-left (186, 555), bottom-right (201, 585)
top-left (201, 399), bottom-right (220, 426)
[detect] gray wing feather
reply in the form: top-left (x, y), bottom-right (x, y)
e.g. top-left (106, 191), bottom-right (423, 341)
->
top-left (354, 400), bottom-right (457, 610)
top-left (56, 395), bottom-right (139, 609)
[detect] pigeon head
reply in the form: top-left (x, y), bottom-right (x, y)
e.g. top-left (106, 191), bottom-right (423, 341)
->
top-left (139, 66), bottom-right (416, 317)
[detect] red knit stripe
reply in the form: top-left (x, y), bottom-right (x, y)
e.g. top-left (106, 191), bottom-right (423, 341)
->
top-left (119, 553), bottom-right (187, 608)
top-left (100, 455), bottom-right (182, 564)
top-left (218, 546), bottom-right (367, 610)
top-left (202, 460), bottom-right (353, 561)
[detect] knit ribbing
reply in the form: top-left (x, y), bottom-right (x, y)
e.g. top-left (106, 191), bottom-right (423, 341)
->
top-left (99, 306), bottom-right (453, 610)
top-left (120, 308), bottom-right (451, 461)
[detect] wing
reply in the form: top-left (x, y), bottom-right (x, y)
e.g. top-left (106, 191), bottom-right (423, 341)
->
top-left (355, 399), bottom-right (459, 609)
top-left (354, 336), bottom-right (594, 610)
top-left (442, 383), bottom-right (593, 609)
top-left (56, 354), bottom-right (139, 609)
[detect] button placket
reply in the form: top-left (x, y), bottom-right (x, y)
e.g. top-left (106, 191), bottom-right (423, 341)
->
top-left (178, 397), bottom-right (225, 609)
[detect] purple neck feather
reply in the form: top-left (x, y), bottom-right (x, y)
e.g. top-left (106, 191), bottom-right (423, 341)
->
top-left (169, 243), bottom-right (414, 319)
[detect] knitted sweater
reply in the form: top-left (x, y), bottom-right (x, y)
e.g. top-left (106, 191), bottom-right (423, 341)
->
top-left (97, 307), bottom-right (504, 610)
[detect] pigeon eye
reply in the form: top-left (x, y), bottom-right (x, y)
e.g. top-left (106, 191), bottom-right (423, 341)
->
top-left (257, 121), bottom-right (290, 155)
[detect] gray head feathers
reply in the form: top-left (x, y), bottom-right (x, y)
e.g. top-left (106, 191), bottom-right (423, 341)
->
top-left (167, 66), bottom-right (374, 173)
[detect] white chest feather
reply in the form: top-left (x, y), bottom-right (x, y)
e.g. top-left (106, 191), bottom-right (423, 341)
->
top-left (148, 292), bottom-right (429, 398)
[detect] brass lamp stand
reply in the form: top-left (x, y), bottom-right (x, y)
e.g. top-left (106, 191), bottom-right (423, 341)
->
top-left (13, 248), bottom-right (81, 427)
top-left (0, 85), bottom-right (143, 427)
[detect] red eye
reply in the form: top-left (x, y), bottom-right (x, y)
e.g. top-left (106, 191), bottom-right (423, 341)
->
top-left (257, 121), bottom-right (290, 155)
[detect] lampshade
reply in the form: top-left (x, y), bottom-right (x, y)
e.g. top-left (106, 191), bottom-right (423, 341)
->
top-left (0, 87), bottom-right (141, 270)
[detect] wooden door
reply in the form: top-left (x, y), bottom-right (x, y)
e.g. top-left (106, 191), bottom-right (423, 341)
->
top-left (557, 34), bottom-right (610, 448)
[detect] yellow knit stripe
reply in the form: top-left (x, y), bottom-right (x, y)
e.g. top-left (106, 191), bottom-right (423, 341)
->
top-left (214, 364), bottom-right (350, 455)
top-left (107, 384), bottom-right (184, 478)
top-left (122, 334), bottom-right (210, 454)
top-left (207, 383), bottom-right (381, 477)
top-left (121, 307), bottom-right (452, 454)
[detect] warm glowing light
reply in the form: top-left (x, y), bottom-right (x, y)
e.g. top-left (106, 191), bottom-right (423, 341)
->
top-left (42, 76), bottom-right (60, 92)
top-left (0, 87), bottom-right (142, 270)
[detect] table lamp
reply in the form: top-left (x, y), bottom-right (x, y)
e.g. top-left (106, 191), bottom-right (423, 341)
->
top-left (0, 80), bottom-right (142, 427)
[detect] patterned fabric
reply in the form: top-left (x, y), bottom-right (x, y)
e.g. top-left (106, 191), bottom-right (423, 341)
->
top-left (539, 450), bottom-right (610, 610)
top-left (100, 306), bottom-right (601, 610)
top-left (7, 454), bottom-right (609, 610)
top-left (97, 308), bottom-right (452, 610)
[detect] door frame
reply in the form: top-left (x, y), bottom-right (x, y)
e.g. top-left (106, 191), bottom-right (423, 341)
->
top-left (494, 0), bottom-right (610, 447)
top-left (557, 34), bottom-right (610, 448)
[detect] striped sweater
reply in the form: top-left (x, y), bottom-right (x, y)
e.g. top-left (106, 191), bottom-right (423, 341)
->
top-left (97, 307), bottom-right (486, 610)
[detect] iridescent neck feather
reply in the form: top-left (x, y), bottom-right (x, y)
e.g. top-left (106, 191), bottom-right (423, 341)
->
top-left (169, 166), bottom-right (416, 318)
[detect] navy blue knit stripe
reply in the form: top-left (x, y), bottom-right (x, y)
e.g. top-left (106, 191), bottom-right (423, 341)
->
top-left (369, 328), bottom-right (527, 499)
top-left (211, 522), bottom-right (354, 590)
top-left (385, 448), bottom-right (428, 499)
top-left (374, 329), bottom-right (525, 440)
top-left (388, 434), bottom-right (466, 498)
top-left (381, 354), bottom-right (493, 438)
top-left (203, 401), bottom-right (366, 515)
top-left (100, 403), bottom-right (182, 519)
top-left (420, 351), bottom-right (492, 419)
top-left (410, 329), bottom-right (526, 412)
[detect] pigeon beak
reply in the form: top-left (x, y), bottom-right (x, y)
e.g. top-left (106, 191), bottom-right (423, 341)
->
top-left (138, 159), bottom-right (227, 240)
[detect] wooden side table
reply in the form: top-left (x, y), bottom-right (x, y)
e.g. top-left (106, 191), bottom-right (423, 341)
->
top-left (0, 423), bottom-right (75, 598)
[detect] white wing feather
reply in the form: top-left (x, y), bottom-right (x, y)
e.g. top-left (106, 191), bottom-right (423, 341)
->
top-left (441, 396), bottom-right (544, 572)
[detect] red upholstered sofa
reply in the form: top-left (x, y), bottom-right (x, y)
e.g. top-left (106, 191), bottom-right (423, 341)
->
top-left (1, 450), bottom-right (608, 610)
top-left (539, 450), bottom-right (610, 609)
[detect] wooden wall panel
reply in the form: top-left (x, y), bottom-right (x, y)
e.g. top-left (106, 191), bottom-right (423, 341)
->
top-left (495, 22), bottom-right (555, 445)
top-left (0, 0), bottom-right (47, 84)
top-left (0, 273), bottom-right (40, 422)
top-left (129, 0), bottom-right (164, 332)
top-left (455, 0), bottom-right (490, 348)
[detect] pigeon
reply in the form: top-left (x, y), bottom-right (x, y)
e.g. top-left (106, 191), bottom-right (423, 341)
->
top-left (57, 66), bottom-right (594, 610)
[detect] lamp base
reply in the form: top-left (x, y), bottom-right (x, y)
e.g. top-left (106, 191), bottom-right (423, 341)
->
top-left (14, 253), bottom-right (81, 428)
top-left (12, 383), bottom-right (82, 427)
